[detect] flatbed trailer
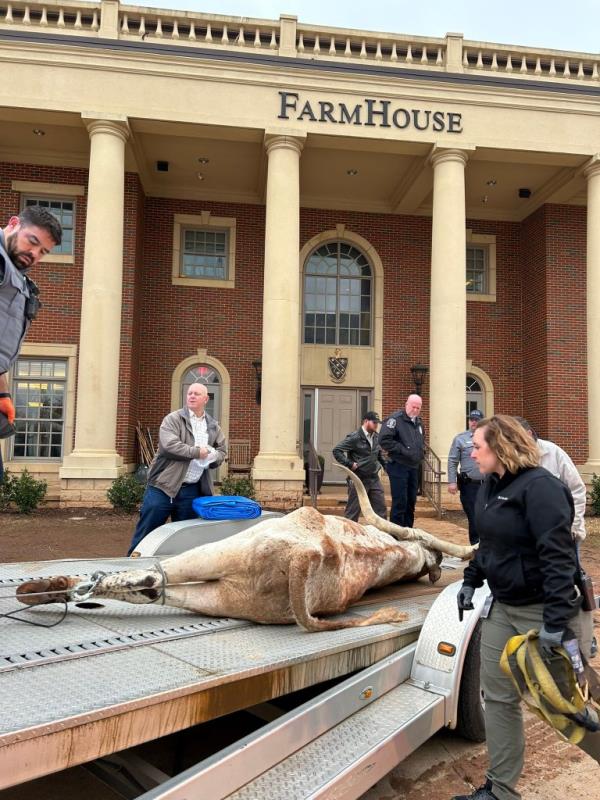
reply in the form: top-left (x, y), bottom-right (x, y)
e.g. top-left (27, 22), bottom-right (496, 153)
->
top-left (0, 520), bottom-right (486, 798)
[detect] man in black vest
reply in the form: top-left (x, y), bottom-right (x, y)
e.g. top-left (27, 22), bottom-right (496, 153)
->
top-left (0, 207), bottom-right (62, 479)
top-left (379, 394), bottom-right (425, 527)
top-left (333, 411), bottom-right (387, 521)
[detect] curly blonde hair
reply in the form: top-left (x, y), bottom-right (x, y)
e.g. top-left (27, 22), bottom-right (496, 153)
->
top-left (476, 414), bottom-right (539, 473)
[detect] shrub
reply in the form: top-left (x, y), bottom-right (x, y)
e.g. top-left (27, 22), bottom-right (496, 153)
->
top-left (0, 470), bottom-right (15, 512)
top-left (107, 473), bottom-right (145, 513)
top-left (590, 474), bottom-right (600, 516)
top-left (8, 469), bottom-right (47, 514)
top-left (220, 474), bottom-right (256, 499)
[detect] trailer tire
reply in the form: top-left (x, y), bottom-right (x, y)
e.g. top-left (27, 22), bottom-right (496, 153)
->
top-left (455, 619), bottom-right (486, 742)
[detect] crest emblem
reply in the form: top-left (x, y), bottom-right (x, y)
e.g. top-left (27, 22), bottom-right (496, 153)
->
top-left (328, 350), bottom-right (348, 383)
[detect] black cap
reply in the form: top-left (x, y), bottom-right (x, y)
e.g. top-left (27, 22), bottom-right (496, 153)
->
top-left (469, 409), bottom-right (484, 420)
top-left (364, 411), bottom-right (381, 423)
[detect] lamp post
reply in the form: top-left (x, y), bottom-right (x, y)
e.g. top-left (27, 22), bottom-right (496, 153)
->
top-left (252, 359), bottom-right (262, 405)
top-left (410, 364), bottom-right (428, 396)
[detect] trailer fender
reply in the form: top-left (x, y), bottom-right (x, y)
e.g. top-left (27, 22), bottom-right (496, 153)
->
top-left (411, 580), bottom-right (489, 736)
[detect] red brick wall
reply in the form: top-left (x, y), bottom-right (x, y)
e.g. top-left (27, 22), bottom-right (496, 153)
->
top-left (116, 174), bottom-right (145, 460)
top-left (2, 160), bottom-right (588, 466)
top-left (136, 198), bottom-right (266, 456)
top-left (521, 204), bottom-right (587, 460)
top-left (467, 218), bottom-right (524, 418)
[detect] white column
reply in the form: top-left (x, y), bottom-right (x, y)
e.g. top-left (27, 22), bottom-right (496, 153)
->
top-left (252, 133), bottom-right (305, 486)
top-left (429, 147), bottom-right (469, 466)
top-left (60, 117), bottom-right (129, 479)
top-left (582, 156), bottom-right (600, 476)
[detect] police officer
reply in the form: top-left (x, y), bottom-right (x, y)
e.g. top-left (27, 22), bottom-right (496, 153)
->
top-left (379, 394), bottom-right (425, 527)
top-left (0, 207), bottom-right (62, 480)
top-left (332, 410), bottom-right (387, 522)
top-left (447, 409), bottom-right (484, 544)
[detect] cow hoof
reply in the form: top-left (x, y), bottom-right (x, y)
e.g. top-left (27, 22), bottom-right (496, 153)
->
top-left (428, 565), bottom-right (442, 583)
top-left (16, 577), bottom-right (72, 605)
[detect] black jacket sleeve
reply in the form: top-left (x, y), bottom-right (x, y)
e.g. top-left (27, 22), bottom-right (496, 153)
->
top-left (332, 431), bottom-right (356, 469)
top-left (524, 476), bottom-right (578, 631)
top-left (379, 420), bottom-right (411, 461)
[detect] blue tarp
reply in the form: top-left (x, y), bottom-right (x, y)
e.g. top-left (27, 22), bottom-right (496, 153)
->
top-left (192, 495), bottom-right (262, 520)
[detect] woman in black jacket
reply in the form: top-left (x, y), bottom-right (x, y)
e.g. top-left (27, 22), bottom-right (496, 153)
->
top-left (452, 414), bottom-right (599, 800)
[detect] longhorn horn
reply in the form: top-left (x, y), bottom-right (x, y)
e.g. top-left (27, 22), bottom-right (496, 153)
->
top-left (336, 464), bottom-right (476, 560)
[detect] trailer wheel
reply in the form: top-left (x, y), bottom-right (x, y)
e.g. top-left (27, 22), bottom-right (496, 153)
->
top-left (455, 619), bottom-right (486, 742)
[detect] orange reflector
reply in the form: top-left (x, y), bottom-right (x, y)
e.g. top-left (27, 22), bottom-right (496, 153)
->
top-left (437, 642), bottom-right (456, 656)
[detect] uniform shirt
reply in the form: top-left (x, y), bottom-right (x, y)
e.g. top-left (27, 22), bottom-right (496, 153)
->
top-left (537, 437), bottom-right (586, 541)
top-left (447, 430), bottom-right (484, 484)
top-left (183, 411), bottom-right (217, 484)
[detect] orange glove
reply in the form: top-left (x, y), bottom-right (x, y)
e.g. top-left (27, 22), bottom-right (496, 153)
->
top-left (0, 394), bottom-right (15, 424)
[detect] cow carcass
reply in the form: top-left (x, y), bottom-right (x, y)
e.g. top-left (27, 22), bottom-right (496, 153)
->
top-left (16, 468), bottom-right (475, 632)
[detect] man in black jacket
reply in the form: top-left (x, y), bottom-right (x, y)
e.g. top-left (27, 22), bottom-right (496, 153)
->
top-left (379, 394), bottom-right (425, 527)
top-left (332, 411), bottom-right (387, 522)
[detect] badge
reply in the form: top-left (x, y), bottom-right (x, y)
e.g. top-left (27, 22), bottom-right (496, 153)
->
top-left (387, 418), bottom-right (396, 429)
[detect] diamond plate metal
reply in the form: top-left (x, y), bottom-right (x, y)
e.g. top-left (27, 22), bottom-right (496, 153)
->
top-left (228, 683), bottom-right (438, 799)
top-left (0, 646), bottom-right (210, 735)
top-left (153, 597), bottom-right (425, 676)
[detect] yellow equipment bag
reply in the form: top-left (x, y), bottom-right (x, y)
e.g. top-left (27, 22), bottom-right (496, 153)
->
top-left (500, 629), bottom-right (600, 745)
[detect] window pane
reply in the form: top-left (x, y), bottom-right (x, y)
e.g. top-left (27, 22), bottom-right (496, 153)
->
top-left (11, 359), bottom-right (66, 459)
top-left (181, 228), bottom-right (229, 280)
top-left (303, 241), bottom-right (373, 345)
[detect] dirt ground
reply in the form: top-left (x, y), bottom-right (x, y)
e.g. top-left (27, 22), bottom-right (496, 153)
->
top-left (2, 508), bottom-right (600, 799)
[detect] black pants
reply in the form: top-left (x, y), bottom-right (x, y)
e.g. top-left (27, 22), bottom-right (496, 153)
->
top-left (345, 477), bottom-right (387, 522)
top-left (459, 479), bottom-right (481, 545)
top-left (388, 465), bottom-right (419, 527)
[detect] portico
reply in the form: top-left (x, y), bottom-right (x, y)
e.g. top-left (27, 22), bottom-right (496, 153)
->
top-left (0, 2), bottom-right (598, 506)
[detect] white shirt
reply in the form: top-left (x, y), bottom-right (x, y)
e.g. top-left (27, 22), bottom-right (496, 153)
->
top-left (183, 411), bottom-right (217, 484)
top-left (537, 437), bottom-right (586, 541)
top-left (362, 425), bottom-right (374, 448)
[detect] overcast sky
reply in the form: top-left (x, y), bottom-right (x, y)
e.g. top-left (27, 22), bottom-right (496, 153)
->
top-left (116, 0), bottom-right (599, 54)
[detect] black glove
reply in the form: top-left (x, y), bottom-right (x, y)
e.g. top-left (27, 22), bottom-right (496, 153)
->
top-left (538, 625), bottom-right (565, 659)
top-left (457, 584), bottom-right (475, 622)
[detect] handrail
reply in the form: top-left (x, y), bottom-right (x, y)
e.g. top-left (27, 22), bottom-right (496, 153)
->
top-left (421, 443), bottom-right (444, 519)
top-left (304, 440), bottom-right (321, 509)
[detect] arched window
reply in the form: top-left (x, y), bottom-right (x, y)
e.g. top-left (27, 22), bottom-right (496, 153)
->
top-left (303, 241), bottom-right (372, 346)
top-left (466, 375), bottom-right (484, 427)
top-left (181, 365), bottom-right (221, 420)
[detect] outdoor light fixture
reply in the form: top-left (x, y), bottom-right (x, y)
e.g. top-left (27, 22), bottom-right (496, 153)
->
top-left (346, 169), bottom-right (358, 176)
top-left (410, 364), bottom-right (428, 396)
top-left (32, 128), bottom-right (45, 136)
top-left (252, 359), bottom-right (262, 405)
top-left (486, 178), bottom-right (497, 187)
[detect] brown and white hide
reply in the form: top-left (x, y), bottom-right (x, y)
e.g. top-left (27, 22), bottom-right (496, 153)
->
top-left (17, 470), bottom-right (476, 632)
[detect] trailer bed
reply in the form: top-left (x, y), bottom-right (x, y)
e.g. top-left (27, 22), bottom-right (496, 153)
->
top-left (0, 556), bottom-right (461, 790)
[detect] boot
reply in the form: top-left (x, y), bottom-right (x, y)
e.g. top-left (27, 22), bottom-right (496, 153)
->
top-left (452, 780), bottom-right (499, 800)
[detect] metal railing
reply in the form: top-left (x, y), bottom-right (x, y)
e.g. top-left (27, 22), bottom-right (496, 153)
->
top-left (2, 2), bottom-right (600, 88)
top-left (304, 440), bottom-right (322, 509)
top-left (421, 444), bottom-right (444, 519)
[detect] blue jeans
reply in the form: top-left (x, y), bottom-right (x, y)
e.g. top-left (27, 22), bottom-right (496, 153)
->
top-left (127, 482), bottom-right (205, 555)
top-left (387, 464), bottom-right (419, 527)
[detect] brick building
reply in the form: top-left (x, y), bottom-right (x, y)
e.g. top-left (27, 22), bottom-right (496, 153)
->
top-left (0, 1), bottom-right (598, 506)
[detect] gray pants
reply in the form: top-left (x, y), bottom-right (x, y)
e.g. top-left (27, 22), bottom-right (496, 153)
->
top-left (344, 477), bottom-right (387, 522)
top-left (482, 601), bottom-right (600, 800)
